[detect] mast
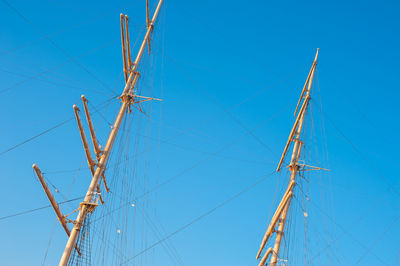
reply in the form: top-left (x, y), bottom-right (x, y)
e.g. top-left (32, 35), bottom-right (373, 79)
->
top-left (57, 1), bottom-right (165, 265)
top-left (256, 49), bottom-right (319, 266)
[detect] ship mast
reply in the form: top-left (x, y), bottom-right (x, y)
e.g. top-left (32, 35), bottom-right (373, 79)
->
top-left (32, 1), bottom-right (164, 265)
top-left (256, 49), bottom-right (319, 266)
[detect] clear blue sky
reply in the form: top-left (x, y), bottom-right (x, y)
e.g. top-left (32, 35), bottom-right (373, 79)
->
top-left (0, 0), bottom-right (399, 265)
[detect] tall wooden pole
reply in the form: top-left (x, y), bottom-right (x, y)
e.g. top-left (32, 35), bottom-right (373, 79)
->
top-left (120, 14), bottom-right (128, 83)
top-left (33, 164), bottom-right (82, 256)
top-left (81, 95), bottom-right (101, 158)
top-left (124, 15), bottom-right (133, 70)
top-left (72, 104), bottom-right (105, 203)
top-left (33, 164), bottom-right (72, 236)
top-left (256, 49), bottom-right (319, 266)
top-left (268, 49), bottom-right (318, 266)
top-left (58, 1), bottom-right (164, 265)
top-left (81, 95), bottom-right (110, 192)
top-left (73, 105), bottom-right (95, 173)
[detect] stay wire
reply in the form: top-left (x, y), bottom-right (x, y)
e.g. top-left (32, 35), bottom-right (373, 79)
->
top-left (41, 157), bottom-right (86, 265)
top-left (308, 196), bottom-right (389, 265)
top-left (1, 0), bottom-right (115, 94)
top-left (0, 68), bottom-right (109, 95)
top-left (0, 37), bottom-right (119, 94)
top-left (86, 104), bottom-right (289, 228)
top-left (0, 95), bottom-right (118, 157)
top-left (108, 190), bottom-right (184, 266)
top-left (0, 4), bottom-right (136, 56)
top-left (0, 196), bottom-right (83, 221)
top-left (312, 181), bottom-right (400, 262)
top-left (322, 111), bottom-right (400, 196)
top-left (118, 171), bottom-right (276, 265)
top-left (354, 214), bottom-right (400, 265)
top-left (167, 56), bottom-right (277, 155)
top-left (0, 117), bottom-right (74, 157)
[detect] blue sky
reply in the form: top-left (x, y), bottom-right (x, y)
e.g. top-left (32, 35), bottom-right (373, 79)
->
top-left (0, 0), bottom-right (399, 265)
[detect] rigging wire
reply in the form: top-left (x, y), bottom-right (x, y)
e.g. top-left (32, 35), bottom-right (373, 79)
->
top-left (107, 190), bottom-right (185, 266)
top-left (68, 14), bottom-right (166, 264)
top-left (315, 72), bottom-right (339, 261)
top-left (0, 37), bottom-right (119, 94)
top-left (83, 104), bottom-right (288, 231)
top-left (173, 2), bottom-right (280, 77)
top-left (34, 120), bottom-right (274, 178)
top-left (41, 157), bottom-right (87, 265)
top-left (15, 100), bottom-right (288, 250)
top-left (1, 0), bottom-right (116, 94)
top-left (0, 49), bottom-right (294, 167)
top-left (322, 111), bottom-right (400, 196)
top-left (312, 181), bottom-right (400, 262)
top-left (0, 4), bottom-right (137, 56)
top-left (164, 53), bottom-right (305, 112)
top-left (0, 4), bottom-right (336, 264)
top-left (0, 117), bottom-right (74, 157)
top-left (0, 68), bottom-right (110, 95)
top-left (167, 56), bottom-right (277, 155)
top-left (354, 214), bottom-right (400, 265)
top-left (0, 95), bottom-right (118, 157)
top-left (118, 171), bottom-right (276, 265)
top-left (0, 196), bottom-right (83, 221)
top-left (308, 196), bottom-right (389, 265)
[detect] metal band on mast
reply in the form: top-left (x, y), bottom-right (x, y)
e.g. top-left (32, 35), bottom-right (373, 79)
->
top-left (256, 49), bottom-right (319, 266)
top-left (58, 1), bottom-right (164, 265)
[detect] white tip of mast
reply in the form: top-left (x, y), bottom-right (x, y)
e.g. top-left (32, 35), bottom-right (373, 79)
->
top-left (32, 163), bottom-right (37, 169)
top-left (120, 13), bottom-right (124, 18)
top-left (81, 94), bottom-right (86, 99)
top-left (73, 104), bottom-right (78, 110)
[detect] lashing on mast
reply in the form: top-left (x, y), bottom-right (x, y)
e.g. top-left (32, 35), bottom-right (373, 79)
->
top-left (256, 49), bottom-right (321, 266)
top-left (32, 0), bottom-right (164, 265)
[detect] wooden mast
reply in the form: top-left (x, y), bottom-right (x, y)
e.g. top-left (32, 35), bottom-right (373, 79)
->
top-left (120, 14), bottom-right (128, 83)
top-left (32, 164), bottom-right (82, 256)
top-left (58, 1), bottom-right (164, 265)
top-left (256, 49), bottom-right (319, 266)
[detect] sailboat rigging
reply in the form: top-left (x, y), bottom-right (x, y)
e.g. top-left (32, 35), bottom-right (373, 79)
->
top-left (256, 49), bottom-right (322, 266)
top-left (32, 0), bottom-right (164, 265)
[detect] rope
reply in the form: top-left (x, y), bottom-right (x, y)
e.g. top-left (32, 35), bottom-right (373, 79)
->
top-left (323, 112), bottom-right (400, 196)
top-left (0, 117), bottom-right (74, 157)
top-left (308, 196), bottom-right (388, 265)
top-left (0, 196), bottom-right (83, 221)
top-left (84, 105), bottom-right (288, 230)
top-left (0, 38), bottom-right (119, 94)
top-left (167, 56), bottom-right (277, 155)
top-left (118, 171), bottom-right (275, 265)
top-left (0, 95), bottom-right (118, 157)
top-left (313, 181), bottom-right (400, 262)
top-left (0, 68), bottom-right (109, 95)
top-left (354, 214), bottom-right (400, 265)
top-left (0, 5), bottom-right (136, 56)
top-left (1, 0), bottom-right (115, 94)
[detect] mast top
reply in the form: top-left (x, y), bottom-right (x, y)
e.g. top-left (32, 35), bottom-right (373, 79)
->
top-left (314, 48), bottom-right (319, 61)
top-left (276, 49), bottom-right (319, 172)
